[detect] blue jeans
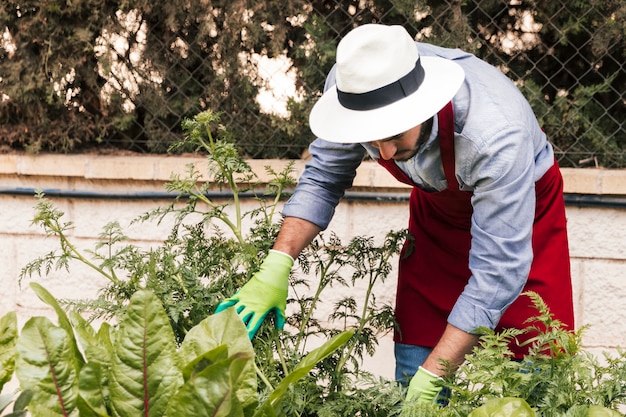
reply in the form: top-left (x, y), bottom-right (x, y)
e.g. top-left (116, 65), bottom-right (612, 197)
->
top-left (394, 342), bottom-right (433, 385)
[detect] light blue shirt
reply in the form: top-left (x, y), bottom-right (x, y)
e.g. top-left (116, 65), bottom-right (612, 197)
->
top-left (282, 42), bottom-right (555, 334)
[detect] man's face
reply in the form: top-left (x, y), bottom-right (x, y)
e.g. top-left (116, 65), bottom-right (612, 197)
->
top-left (370, 121), bottom-right (430, 161)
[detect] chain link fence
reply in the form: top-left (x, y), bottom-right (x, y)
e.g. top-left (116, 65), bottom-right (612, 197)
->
top-left (1, 0), bottom-right (624, 167)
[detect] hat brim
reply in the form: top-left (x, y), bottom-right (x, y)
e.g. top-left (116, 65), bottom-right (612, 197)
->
top-left (309, 56), bottom-right (465, 143)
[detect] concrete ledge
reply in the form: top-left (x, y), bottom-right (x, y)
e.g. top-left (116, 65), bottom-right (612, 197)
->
top-left (0, 154), bottom-right (624, 195)
top-left (561, 168), bottom-right (626, 195)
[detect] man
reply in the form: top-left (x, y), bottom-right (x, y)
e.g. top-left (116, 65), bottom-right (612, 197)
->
top-left (216, 24), bottom-right (575, 403)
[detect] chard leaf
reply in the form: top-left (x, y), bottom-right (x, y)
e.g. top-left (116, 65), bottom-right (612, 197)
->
top-left (13, 389), bottom-right (34, 411)
top-left (108, 290), bottom-right (183, 417)
top-left (180, 344), bottom-right (229, 380)
top-left (468, 397), bottom-right (536, 417)
top-left (256, 330), bottom-right (354, 416)
top-left (0, 312), bottom-right (18, 391)
top-left (16, 317), bottom-right (79, 417)
top-left (77, 362), bottom-right (109, 417)
top-left (69, 312), bottom-right (110, 367)
top-left (29, 283), bottom-right (85, 368)
top-left (68, 312), bottom-right (97, 350)
top-left (96, 323), bottom-right (114, 354)
top-left (587, 405), bottom-right (623, 417)
top-left (179, 308), bottom-right (256, 413)
top-left (165, 351), bottom-right (252, 417)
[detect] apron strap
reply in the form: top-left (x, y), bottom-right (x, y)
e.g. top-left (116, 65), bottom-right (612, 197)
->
top-left (377, 101), bottom-right (457, 190)
top-left (377, 154), bottom-right (414, 186)
top-left (437, 101), bottom-right (459, 191)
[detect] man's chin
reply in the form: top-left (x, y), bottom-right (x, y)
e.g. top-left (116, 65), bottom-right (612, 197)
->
top-left (393, 150), bottom-right (418, 162)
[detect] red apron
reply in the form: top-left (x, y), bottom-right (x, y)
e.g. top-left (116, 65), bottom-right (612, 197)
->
top-left (378, 102), bottom-right (574, 358)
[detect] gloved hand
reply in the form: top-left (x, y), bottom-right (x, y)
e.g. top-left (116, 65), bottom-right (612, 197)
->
top-left (405, 366), bottom-right (443, 404)
top-left (215, 250), bottom-right (293, 339)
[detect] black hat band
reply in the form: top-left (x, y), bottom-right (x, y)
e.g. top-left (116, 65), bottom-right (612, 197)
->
top-left (337, 58), bottom-right (425, 111)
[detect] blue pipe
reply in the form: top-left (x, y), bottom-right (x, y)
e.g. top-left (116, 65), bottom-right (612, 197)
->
top-left (1, 187), bottom-right (625, 208)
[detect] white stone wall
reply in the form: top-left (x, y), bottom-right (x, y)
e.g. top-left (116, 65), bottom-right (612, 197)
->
top-left (1, 154), bottom-right (625, 380)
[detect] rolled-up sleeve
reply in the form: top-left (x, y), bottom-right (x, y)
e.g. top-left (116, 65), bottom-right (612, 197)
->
top-left (282, 139), bottom-right (366, 229)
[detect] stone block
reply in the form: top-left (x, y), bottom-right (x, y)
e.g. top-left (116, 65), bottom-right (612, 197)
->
top-left (17, 154), bottom-right (87, 177)
top-left (86, 155), bottom-right (156, 180)
top-left (576, 259), bottom-right (626, 348)
top-left (566, 206), bottom-right (626, 260)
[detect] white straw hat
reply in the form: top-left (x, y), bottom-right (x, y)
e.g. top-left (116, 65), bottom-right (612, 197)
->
top-left (309, 24), bottom-right (465, 143)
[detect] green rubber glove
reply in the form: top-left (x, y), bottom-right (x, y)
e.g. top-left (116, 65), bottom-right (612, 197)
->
top-left (405, 366), bottom-right (443, 404)
top-left (215, 250), bottom-right (293, 339)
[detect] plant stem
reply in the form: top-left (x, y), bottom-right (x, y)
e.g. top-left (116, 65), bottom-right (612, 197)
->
top-left (51, 220), bottom-right (119, 284)
top-left (195, 120), bottom-right (246, 244)
top-left (274, 333), bottom-right (290, 376)
top-left (255, 362), bottom-right (274, 391)
top-left (267, 180), bottom-right (285, 222)
top-left (189, 190), bottom-right (245, 244)
top-left (295, 253), bottom-right (335, 351)
top-left (335, 250), bottom-right (389, 374)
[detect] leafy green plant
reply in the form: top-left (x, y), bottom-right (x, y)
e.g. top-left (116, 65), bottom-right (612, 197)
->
top-left (19, 110), bottom-right (408, 415)
top-left (16, 110), bottom-right (626, 416)
top-left (264, 231), bottom-right (408, 416)
top-left (3, 283), bottom-right (353, 417)
top-left (467, 397), bottom-right (536, 417)
top-left (398, 293), bottom-right (626, 417)
top-left (0, 311), bottom-right (17, 393)
top-left (21, 110), bottom-right (296, 343)
top-left (0, 311), bottom-right (32, 417)
top-left (426, 292), bottom-right (626, 417)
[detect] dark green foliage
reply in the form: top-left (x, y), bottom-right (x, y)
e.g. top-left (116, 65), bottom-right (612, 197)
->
top-left (0, 0), bottom-right (120, 152)
top-left (433, 292), bottom-right (626, 417)
top-left (1, 1), bottom-right (623, 165)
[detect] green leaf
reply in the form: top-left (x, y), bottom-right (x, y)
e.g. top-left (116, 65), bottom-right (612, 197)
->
top-left (68, 312), bottom-right (97, 350)
top-left (468, 397), bottom-right (536, 417)
top-left (0, 391), bottom-right (33, 416)
top-left (165, 351), bottom-right (252, 417)
top-left (587, 405), bottom-right (624, 417)
top-left (77, 362), bottom-right (109, 417)
top-left (13, 390), bottom-right (33, 411)
top-left (108, 290), bottom-right (183, 417)
top-left (29, 283), bottom-right (85, 368)
top-left (180, 344), bottom-right (229, 381)
top-left (96, 323), bottom-right (114, 355)
top-left (15, 317), bottom-right (79, 417)
top-left (0, 312), bottom-right (18, 391)
top-left (257, 330), bottom-right (354, 416)
top-left (69, 312), bottom-right (110, 367)
top-left (179, 308), bottom-right (257, 413)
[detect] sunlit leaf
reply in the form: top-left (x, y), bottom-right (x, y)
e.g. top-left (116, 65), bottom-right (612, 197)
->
top-left (179, 308), bottom-right (256, 413)
top-left (108, 290), bottom-right (183, 417)
top-left (0, 312), bottom-right (18, 392)
top-left (165, 351), bottom-right (252, 417)
top-left (30, 283), bottom-right (85, 368)
top-left (16, 317), bottom-right (79, 417)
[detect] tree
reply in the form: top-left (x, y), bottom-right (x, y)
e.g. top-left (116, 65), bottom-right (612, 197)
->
top-left (0, 0), bottom-right (624, 166)
top-left (0, 0), bottom-right (120, 152)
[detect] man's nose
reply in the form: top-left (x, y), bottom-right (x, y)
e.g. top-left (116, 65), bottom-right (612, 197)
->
top-left (378, 141), bottom-right (397, 160)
